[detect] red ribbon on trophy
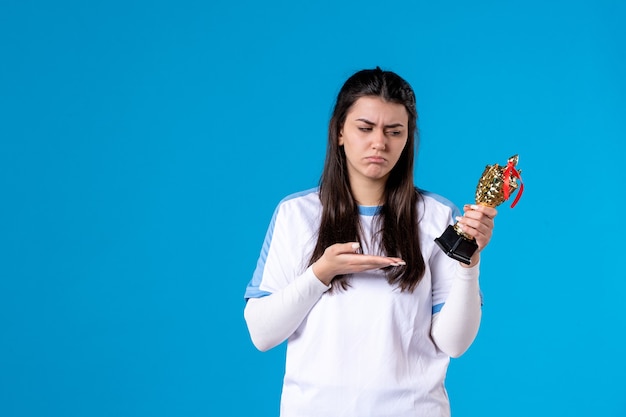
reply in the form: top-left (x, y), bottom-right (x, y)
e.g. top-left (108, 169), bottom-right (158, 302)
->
top-left (503, 159), bottom-right (524, 208)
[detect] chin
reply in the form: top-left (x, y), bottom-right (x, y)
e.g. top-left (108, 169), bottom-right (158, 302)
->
top-left (365, 172), bottom-right (390, 182)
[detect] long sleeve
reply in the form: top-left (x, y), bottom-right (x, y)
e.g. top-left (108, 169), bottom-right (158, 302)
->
top-left (244, 266), bottom-right (331, 352)
top-left (430, 262), bottom-right (482, 358)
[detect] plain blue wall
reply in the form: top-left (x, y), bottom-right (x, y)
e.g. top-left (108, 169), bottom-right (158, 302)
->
top-left (1, 0), bottom-right (624, 416)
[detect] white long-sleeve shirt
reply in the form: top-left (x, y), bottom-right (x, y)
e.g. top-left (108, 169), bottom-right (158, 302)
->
top-left (244, 188), bottom-right (482, 417)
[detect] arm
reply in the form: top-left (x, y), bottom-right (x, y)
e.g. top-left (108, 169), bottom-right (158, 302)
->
top-left (244, 267), bottom-right (331, 352)
top-left (430, 262), bottom-right (482, 358)
top-left (245, 242), bottom-right (405, 351)
top-left (431, 203), bottom-right (495, 357)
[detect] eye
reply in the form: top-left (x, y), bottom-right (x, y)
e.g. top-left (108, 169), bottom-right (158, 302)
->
top-left (358, 127), bottom-right (373, 132)
top-left (386, 130), bottom-right (402, 136)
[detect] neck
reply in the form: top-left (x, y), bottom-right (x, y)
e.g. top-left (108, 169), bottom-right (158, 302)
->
top-left (349, 176), bottom-right (386, 206)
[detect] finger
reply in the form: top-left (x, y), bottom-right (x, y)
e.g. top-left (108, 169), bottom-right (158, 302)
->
top-left (463, 204), bottom-right (498, 219)
top-left (461, 204), bottom-right (496, 228)
top-left (349, 242), bottom-right (362, 254)
top-left (328, 242), bottom-right (362, 256)
top-left (343, 254), bottom-right (406, 268)
top-left (456, 224), bottom-right (490, 250)
top-left (456, 214), bottom-right (493, 234)
top-left (360, 255), bottom-right (405, 266)
top-left (456, 217), bottom-right (493, 250)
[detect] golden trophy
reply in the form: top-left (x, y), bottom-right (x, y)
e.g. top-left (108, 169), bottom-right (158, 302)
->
top-left (434, 154), bottom-right (524, 264)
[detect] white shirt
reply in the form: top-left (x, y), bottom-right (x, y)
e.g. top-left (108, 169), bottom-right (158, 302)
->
top-left (244, 188), bottom-right (481, 417)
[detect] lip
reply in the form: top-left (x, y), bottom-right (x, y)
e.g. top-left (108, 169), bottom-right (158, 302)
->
top-left (365, 156), bottom-right (386, 163)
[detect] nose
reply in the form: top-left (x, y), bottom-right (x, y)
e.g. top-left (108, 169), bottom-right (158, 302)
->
top-left (372, 129), bottom-right (386, 151)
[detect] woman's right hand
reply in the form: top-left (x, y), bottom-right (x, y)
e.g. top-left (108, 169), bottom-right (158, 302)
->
top-left (311, 242), bottom-right (405, 286)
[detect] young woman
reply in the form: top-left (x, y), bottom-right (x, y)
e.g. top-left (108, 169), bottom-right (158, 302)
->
top-left (243, 67), bottom-right (497, 417)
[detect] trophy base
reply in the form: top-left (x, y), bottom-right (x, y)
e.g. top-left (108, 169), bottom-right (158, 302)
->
top-left (434, 224), bottom-right (478, 265)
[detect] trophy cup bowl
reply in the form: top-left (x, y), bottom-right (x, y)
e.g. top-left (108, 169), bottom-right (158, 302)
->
top-left (434, 155), bottom-right (523, 264)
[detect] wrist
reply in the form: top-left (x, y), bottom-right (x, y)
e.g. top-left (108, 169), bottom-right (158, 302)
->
top-left (460, 252), bottom-right (480, 268)
top-left (312, 260), bottom-right (334, 286)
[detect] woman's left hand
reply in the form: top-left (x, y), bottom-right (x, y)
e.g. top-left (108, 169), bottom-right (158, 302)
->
top-left (455, 204), bottom-right (498, 267)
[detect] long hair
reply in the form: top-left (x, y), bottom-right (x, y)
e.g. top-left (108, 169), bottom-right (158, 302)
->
top-left (308, 67), bottom-right (425, 292)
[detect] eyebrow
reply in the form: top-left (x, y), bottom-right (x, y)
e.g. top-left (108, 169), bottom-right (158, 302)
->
top-left (355, 118), bottom-right (405, 128)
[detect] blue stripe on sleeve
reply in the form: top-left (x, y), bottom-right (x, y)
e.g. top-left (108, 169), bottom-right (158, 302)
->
top-left (431, 292), bottom-right (484, 315)
top-left (432, 303), bottom-right (444, 314)
top-left (244, 206), bottom-right (279, 300)
top-left (243, 188), bottom-right (318, 300)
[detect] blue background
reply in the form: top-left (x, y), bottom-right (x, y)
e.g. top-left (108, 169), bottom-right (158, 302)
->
top-left (1, 0), bottom-right (625, 416)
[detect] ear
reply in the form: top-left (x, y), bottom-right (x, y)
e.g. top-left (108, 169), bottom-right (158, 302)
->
top-left (338, 130), bottom-right (344, 146)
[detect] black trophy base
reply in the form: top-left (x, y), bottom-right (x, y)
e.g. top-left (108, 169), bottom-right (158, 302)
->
top-left (434, 224), bottom-right (478, 265)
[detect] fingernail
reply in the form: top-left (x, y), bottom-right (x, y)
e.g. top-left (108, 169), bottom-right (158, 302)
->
top-left (351, 242), bottom-right (360, 249)
top-left (391, 261), bottom-right (406, 266)
top-left (455, 216), bottom-right (462, 222)
top-left (470, 204), bottom-right (479, 210)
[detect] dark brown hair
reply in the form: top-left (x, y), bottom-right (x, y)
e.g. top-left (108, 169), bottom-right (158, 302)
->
top-left (308, 67), bottom-right (425, 292)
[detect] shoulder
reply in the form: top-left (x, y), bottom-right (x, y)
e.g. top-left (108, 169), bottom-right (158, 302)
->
top-left (416, 188), bottom-right (461, 221)
top-left (272, 187), bottom-right (321, 224)
top-left (276, 187), bottom-right (320, 212)
top-left (277, 187), bottom-right (320, 206)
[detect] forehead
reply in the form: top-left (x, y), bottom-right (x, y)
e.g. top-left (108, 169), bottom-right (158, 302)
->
top-left (346, 96), bottom-right (408, 123)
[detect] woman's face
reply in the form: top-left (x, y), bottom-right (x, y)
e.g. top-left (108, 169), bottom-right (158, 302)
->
top-left (339, 96), bottom-right (409, 188)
